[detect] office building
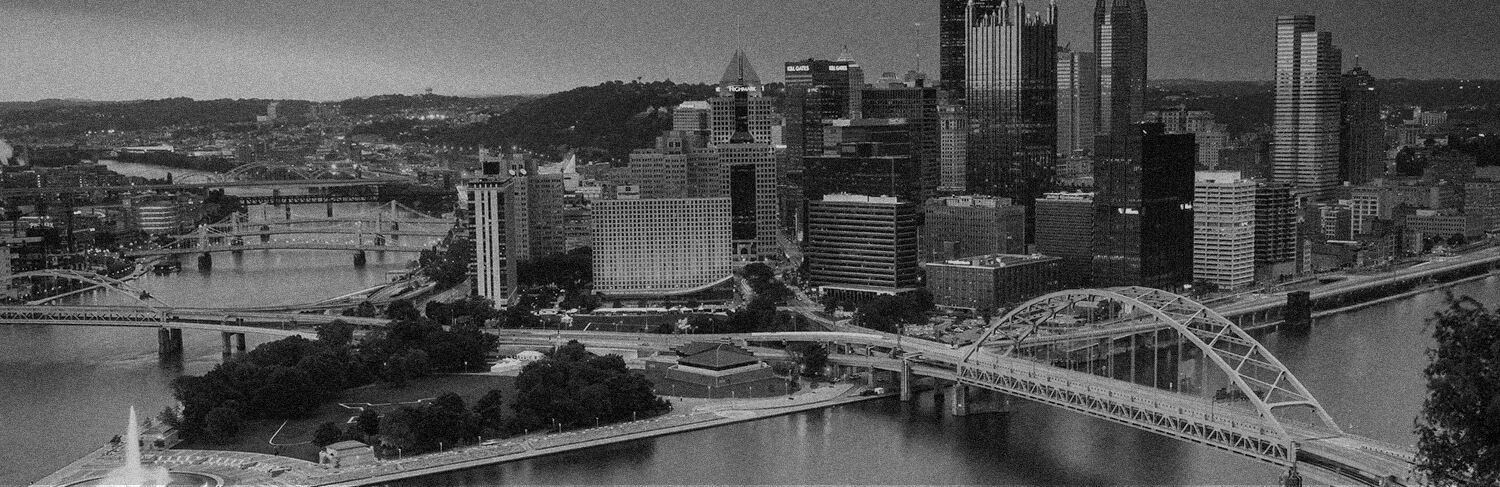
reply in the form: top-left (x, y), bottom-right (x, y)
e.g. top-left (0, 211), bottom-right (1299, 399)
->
top-left (718, 143), bottom-right (780, 260)
top-left (927, 253), bottom-right (1061, 314)
top-left (939, 0), bottom-right (967, 100)
top-left (938, 103), bottom-right (968, 192)
top-left (784, 57), bottom-right (866, 212)
top-left (862, 82), bottom-right (941, 201)
top-left (1403, 209), bottom-right (1486, 240)
top-left (964, 0), bottom-right (1058, 203)
top-left (1145, 106), bottom-right (1229, 168)
top-left (1092, 123), bottom-right (1195, 289)
top-left (1193, 171), bottom-right (1257, 290)
top-left (463, 178), bottom-right (519, 303)
top-left (923, 195), bottom-right (1027, 262)
top-left (710, 50), bottom-right (776, 145)
top-left (1340, 63), bottom-right (1382, 185)
top-left (804, 141), bottom-right (919, 204)
top-left (673, 101), bottom-right (712, 136)
top-left (1094, 0), bottom-right (1148, 144)
top-left (462, 151), bottom-right (566, 303)
top-left (133, 199), bottom-right (180, 235)
top-left (806, 194), bottom-right (920, 301)
top-left (1254, 181), bottom-right (1299, 277)
top-left (1272, 15), bottom-right (1343, 199)
top-left (1035, 191), bottom-right (1096, 287)
top-left (591, 197), bottom-right (733, 295)
top-left (627, 131), bottom-right (721, 199)
top-left (1057, 48), bottom-right (1099, 156)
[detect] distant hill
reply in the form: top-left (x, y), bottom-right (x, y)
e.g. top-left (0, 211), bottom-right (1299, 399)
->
top-left (1147, 78), bottom-right (1500, 135)
top-left (372, 80), bottom-right (718, 162)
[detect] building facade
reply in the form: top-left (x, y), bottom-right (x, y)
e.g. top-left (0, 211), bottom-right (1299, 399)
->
top-left (710, 50), bottom-right (776, 145)
top-left (805, 194), bottom-right (920, 299)
top-left (922, 195), bottom-right (1027, 262)
top-left (1057, 48), bottom-right (1099, 156)
top-left (1035, 191), bottom-right (1095, 287)
top-left (862, 83), bottom-right (941, 201)
top-left (964, 0), bottom-right (1058, 203)
top-left (1272, 15), bottom-right (1343, 199)
top-left (1193, 171), bottom-right (1257, 290)
top-left (1340, 64), bottom-right (1383, 185)
top-left (927, 253), bottom-right (1061, 314)
top-left (591, 197), bottom-right (732, 295)
top-left (1092, 123), bottom-right (1196, 289)
top-left (717, 143), bottom-right (780, 260)
top-left (1094, 0), bottom-right (1148, 144)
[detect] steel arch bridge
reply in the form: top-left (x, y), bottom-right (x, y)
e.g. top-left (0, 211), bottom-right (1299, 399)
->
top-left (9, 269), bottom-right (169, 311)
top-left (174, 162), bottom-right (339, 184)
top-left (956, 287), bottom-right (1347, 468)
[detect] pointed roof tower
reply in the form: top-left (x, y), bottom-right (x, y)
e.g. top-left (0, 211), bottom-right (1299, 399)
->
top-left (718, 50), bottom-right (762, 90)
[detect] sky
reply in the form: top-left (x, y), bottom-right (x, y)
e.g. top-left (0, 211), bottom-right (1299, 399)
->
top-left (2, 0), bottom-right (1497, 102)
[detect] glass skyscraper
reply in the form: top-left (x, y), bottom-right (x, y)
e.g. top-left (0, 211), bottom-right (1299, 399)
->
top-left (1272, 15), bottom-right (1342, 200)
top-left (1094, 0), bottom-right (1147, 146)
top-left (963, 0), bottom-right (1058, 205)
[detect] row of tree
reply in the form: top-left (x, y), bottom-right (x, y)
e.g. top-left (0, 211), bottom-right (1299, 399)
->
top-left (172, 308), bottom-right (497, 443)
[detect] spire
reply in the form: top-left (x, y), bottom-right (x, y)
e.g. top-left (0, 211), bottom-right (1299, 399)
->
top-left (718, 50), bottom-right (762, 88)
top-left (836, 45), bottom-right (855, 63)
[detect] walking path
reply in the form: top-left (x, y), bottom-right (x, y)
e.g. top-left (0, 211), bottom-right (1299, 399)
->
top-left (34, 383), bottom-right (890, 487)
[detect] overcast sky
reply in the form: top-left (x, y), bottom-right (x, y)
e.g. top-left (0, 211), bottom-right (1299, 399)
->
top-left (2, 0), bottom-right (1497, 101)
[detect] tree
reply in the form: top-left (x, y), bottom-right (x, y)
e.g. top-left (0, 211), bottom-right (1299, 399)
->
top-left (313, 422), bottom-right (345, 447)
top-left (474, 389), bottom-right (506, 434)
top-left (791, 342), bottom-right (829, 377)
top-left (382, 349), bottom-right (431, 386)
top-left (356, 409), bottom-right (381, 437)
top-left (203, 406), bottom-right (243, 442)
top-left (1415, 295), bottom-right (1500, 485)
top-left (316, 320), bottom-right (355, 349)
top-left (386, 299), bottom-right (422, 322)
top-left (157, 405), bottom-right (183, 430)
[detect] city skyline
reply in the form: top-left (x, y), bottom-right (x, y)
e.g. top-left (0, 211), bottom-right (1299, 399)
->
top-left (3, 0), bottom-right (1499, 102)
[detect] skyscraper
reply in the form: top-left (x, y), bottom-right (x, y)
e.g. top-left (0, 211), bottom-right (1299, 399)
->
top-left (1057, 48), bottom-right (1099, 155)
top-left (938, 103), bottom-right (968, 193)
top-left (939, 0), bottom-right (968, 100)
top-left (1092, 123), bottom-right (1196, 289)
top-left (592, 197), bottom-right (732, 295)
top-left (923, 195), bottom-right (1027, 262)
top-left (1254, 181), bottom-right (1298, 276)
top-left (1340, 62), bottom-right (1383, 185)
top-left (862, 81), bottom-right (941, 201)
top-left (1272, 15), bottom-right (1343, 199)
top-left (964, 0), bottom-right (1058, 204)
top-left (1035, 191), bottom-right (1096, 287)
top-left (718, 143), bottom-right (780, 260)
top-left (806, 194), bottom-right (920, 301)
top-left (1093, 0), bottom-right (1147, 145)
top-left (784, 57), bottom-right (866, 234)
top-left (710, 50), bottom-right (776, 145)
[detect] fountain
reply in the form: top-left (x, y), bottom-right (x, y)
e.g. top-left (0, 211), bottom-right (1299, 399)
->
top-left (64, 407), bottom-right (219, 487)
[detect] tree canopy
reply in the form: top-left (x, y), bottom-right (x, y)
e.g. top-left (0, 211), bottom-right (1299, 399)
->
top-left (509, 340), bottom-right (670, 432)
top-left (1415, 295), bottom-right (1500, 485)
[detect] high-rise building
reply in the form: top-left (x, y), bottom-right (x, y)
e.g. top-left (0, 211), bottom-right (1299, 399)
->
top-left (784, 58), bottom-right (865, 176)
top-left (1272, 15), bottom-right (1343, 199)
top-left (1254, 180), bottom-right (1298, 271)
top-left (1035, 191), bottom-right (1095, 287)
top-left (804, 141), bottom-right (919, 205)
top-left (1193, 171), bottom-right (1257, 290)
top-left (591, 197), bottom-right (733, 295)
top-left (718, 143), bottom-right (780, 260)
top-left (462, 151), bottom-right (566, 303)
top-left (627, 131), bottom-right (721, 199)
top-left (464, 178), bottom-right (518, 303)
top-left (964, 0), bottom-right (1058, 204)
top-left (806, 194), bottom-right (920, 301)
top-left (939, 0), bottom-right (968, 100)
top-left (922, 195), bottom-right (1027, 262)
top-left (862, 81), bottom-right (941, 201)
top-left (1145, 106), bottom-right (1229, 168)
top-left (710, 50), bottom-right (776, 145)
top-left (1094, 0), bottom-right (1147, 144)
top-left (1057, 48), bottom-right (1099, 156)
top-left (1340, 63), bottom-right (1382, 185)
top-left (1092, 123), bottom-right (1195, 289)
top-left (938, 103), bottom-right (968, 193)
top-left (673, 101), bottom-right (712, 136)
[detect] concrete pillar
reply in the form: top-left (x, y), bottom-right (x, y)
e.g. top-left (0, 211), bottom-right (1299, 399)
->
top-left (158, 328), bottom-right (181, 356)
top-left (866, 366), bottom-right (877, 387)
top-left (899, 360), bottom-right (912, 401)
top-left (353, 251), bottom-right (367, 267)
top-left (326, 201), bottom-right (334, 217)
top-left (947, 384), bottom-right (969, 416)
top-left (197, 253), bottom-right (212, 270)
top-left (284, 206), bottom-right (292, 220)
top-left (1279, 465), bottom-right (1302, 487)
top-left (170, 329), bottom-right (183, 353)
top-left (222, 332), bottom-right (233, 357)
top-left (1284, 291), bottom-right (1312, 333)
top-left (233, 333), bottom-right (246, 353)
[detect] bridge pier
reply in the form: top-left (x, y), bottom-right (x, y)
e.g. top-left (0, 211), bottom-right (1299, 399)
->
top-left (899, 360), bottom-right (912, 401)
top-left (157, 327), bottom-right (183, 356)
top-left (1283, 290), bottom-right (1312, 333)
top-left (197, 253), bottom-right (212, 270)
top-left (221, 332), bottom-right (246, 358)
top-left (946, 384), bottom-right (968, 416)
top-left (865, 366), bottom-right (877, 387)
top-left (353, 251), bottom-right (367, 267)
top-left (1279, 465), bottom-right (1302, 487)
top-left (326, 201), bottom-right (334, 217)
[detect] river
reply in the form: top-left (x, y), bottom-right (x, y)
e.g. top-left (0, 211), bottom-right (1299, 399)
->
top-left (0, 161), bottom-right (1461, 485)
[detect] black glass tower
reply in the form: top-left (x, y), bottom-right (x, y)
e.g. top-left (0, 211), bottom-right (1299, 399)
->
top-left (1091, 122), bottom-right (1195, 289)
top-left (963, 0), bottom-right (1058, 206)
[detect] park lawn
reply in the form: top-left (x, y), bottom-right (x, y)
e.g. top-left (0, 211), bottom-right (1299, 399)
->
top-left (176, 374), bottom-right (517, 462)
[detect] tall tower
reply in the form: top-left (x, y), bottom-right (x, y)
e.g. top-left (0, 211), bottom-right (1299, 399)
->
top-left (710, 50), bottom-right (775, 145)
top-left (1057, 47), bottom-right (1099, 155)
top-left (1092, 122), bottom-right (1195, 289)
top-left (963, 0), bottom-right (1058, 205)
top-left (939, 0), bottom-right (969, 100)
top-left (1093, 0), bottom-right (1146, 146)
top-left (1340, 61), bottom-right (1382, 185)
top-left (1272, 15), bottom-right (1342, 200)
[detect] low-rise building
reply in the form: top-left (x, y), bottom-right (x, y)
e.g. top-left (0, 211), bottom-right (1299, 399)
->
top-left (926, 253), bottom-right (1061, 315)
top-left (320, 440), bottom-right (376, 468)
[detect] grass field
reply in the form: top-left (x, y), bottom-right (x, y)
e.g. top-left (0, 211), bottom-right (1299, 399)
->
top-left (177, 374), bottom-right (516, 462)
